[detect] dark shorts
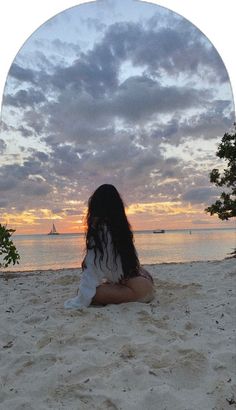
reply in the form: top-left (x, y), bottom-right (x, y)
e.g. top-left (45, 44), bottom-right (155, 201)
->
top-left (138, 267), bottom-right (154, 284)
top-left (119, 267), bottom-right (154, 285)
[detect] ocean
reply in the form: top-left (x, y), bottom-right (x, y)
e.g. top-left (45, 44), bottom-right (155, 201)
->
top-left (1, 228), bottom-right (235, 272)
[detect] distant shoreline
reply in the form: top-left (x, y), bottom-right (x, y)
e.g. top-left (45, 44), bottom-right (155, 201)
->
top-left (14, 226), bottom-right (236, 237)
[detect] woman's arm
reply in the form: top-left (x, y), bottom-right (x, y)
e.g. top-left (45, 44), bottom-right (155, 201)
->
top-left (64, 224), bottom-right (124, 309)
top-left (64, 268), bottom-right (100, 309)
top-left (64, 245), bottom-right (102, 309)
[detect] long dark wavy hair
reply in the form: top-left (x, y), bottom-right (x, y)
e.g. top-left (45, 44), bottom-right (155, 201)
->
top-left (83, 184), bottom-right (140, 278)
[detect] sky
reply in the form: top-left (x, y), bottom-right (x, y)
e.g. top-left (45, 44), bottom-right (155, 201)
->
top-left (0, 0), bottom-right (235, 234)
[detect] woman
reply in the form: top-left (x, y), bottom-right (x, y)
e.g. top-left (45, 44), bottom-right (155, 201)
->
top-left (64, 184), bottom-right (155, 309)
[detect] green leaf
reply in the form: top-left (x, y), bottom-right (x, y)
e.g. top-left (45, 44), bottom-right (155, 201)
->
top-left (0, 224), bottom-right (20, 268)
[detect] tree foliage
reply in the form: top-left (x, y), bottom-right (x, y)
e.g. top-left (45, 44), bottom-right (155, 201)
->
top-left (205, 125), bottom-right (236, 220)
top-left (0, 224), bottom-right (20, 268)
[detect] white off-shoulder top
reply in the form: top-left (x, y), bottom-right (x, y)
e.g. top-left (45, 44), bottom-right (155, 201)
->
top-left (64, 225), bottom-right (124, 309)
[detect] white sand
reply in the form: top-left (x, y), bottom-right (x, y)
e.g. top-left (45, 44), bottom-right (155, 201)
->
top-left (0, 258), bottom-right (235, 410)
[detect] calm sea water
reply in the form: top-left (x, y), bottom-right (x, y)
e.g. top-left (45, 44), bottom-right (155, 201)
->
top-left (1, 228), bottom-right (235, 272)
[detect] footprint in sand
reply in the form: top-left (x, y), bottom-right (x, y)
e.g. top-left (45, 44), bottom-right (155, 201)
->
top-left (50, 384), bottom-right (119, 409)
top-left (184, 321), bottom-right (194, 330)
top-left (170, 348), bottom-right (208, 389)
top-left (138, 310), bottom-right (169, 328)
top-left (15, 353), bottom-right (58, 376)
top-left (147, 348), bottom-right (207, 390)
top-left (36, 334), bottom-right (54, 349)
top-left (212, 351), bottom-right (236, 373)
top-left (99, 398), bottom-right (119, 410)
top-left (207, 288), bottom-right (218, 294)
top-left (50, 275), bottom-right (78, 286)
top-left (119, 344), bottom-right (136, 360)
top-left (24, 315), bottom-right (44, 325)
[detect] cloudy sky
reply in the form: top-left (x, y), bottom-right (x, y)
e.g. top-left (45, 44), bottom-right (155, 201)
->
top-left (0, 0), bottom-right (235, 234)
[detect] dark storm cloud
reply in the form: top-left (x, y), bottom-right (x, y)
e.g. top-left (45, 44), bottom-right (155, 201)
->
top-left (0, 150), bottom-right (79, 211)
top-left (23, 110), bottom-right (45, 135)
top-left (45, 85), bottom-right (207, 146)
top-left (82, 134), bottom-right (150, 172)
top-left (33, 151), bottom-right (50, 162)
top-left (143, 18), bottom-right (228, 83)
top-left (4, 88), bottom-right (46, 108)
top-left (182, 187), bottom-right (217, 204)
top-left (50, 44), bottom-right (118, 97)
top-left (127, 153), bottom-right (159, 180)
top-left (4, 18), bottom-right (231, 142)
top-left (0, 157), bottom-right (53, 214)
top-left (23, 76), bottom-right (212, 145)
top-left (17, 17), bottom-right (227, 100)
top-left (0, 139), bottom-right (7, 154)
top-left (8, 63), bottom-right (36, 84)
top-left (150, 99), bottom-right (234, 143)
top-left (178, 109), bottom-right (234, 140)
top-left (161, 157), bottom-right (179, 178)
top-left (0, 147), bottom-right (82, 200)
top-left (0, 175), bottom-right (18, 191)
top-left (42, 90), bottom-right (115, 143)
top-left (111, 76), bottom-right (210, 121)
top-left (0, 121), bottom-right (9, 132)
top-left (50, 144), bottom-right (82, 177)
top-left (0, 156), bottom-right (50, 188)
top-left (30, 49), bottom-right (56, 71)
top-left (21, 179), bottom-right (52, 196)
top-left (17, 126), bottom-right (33, 138)
top-left (103, 21), bottom-right (228, 83)
top-left (0, 199), bottom-right (8, 208)
top-left (64, 209), bottom-right (80, 216)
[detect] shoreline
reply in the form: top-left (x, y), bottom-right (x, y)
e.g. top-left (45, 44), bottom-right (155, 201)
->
top-left (13, 226), bottom-right (236, 236)
top-left (0, 256), bottom-right (234, 277)
top-left (1, 258), bottom-right (235, 409)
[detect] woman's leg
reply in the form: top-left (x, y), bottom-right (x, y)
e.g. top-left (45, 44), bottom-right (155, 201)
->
top-left (91, 276), bottom-right (154, 306)
top-left (91, 282), bottom-right (136, 305)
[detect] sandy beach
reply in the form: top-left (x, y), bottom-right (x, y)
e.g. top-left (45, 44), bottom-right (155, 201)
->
top-left (0, 258), bottom-right (235, 410)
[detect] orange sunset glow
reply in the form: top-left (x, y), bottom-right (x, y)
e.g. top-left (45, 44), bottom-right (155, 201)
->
top-left (2, 199), bottom-right (234, 235)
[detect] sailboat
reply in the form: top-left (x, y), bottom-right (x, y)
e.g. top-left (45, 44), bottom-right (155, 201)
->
top-left (48, 223), bottom-right (59, 235)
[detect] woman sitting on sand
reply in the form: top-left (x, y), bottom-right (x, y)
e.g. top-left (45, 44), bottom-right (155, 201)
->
top-left (64, 184), bottom-right (154, 309)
